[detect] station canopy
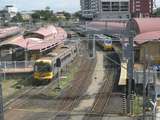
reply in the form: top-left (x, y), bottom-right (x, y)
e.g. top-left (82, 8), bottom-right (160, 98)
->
top-left (0, 26), bottom-right (67, 51)
top-left (126, 18), bottom-right (160, 45)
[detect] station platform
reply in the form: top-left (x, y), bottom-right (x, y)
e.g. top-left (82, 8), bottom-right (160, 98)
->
top-left (118, 62), bottom-right (127, 86)
top-left (0, 68), bottom-right (33, 74)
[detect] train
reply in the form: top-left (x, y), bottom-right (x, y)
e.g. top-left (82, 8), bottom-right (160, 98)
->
top-left (95, 34), bottom-right (113, 51)
top-left (33, 43), bottom-right (77, 84)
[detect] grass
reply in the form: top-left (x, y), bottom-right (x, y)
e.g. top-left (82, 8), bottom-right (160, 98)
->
top-left (133, 95), bottom-right (143, 115)
top-left (48, 62), bottom-right (79, 97)
top-left (60, 65), bottom-right (78, 89)
top-left (2, 73), bottom-right (33, 101)
top-left (2, 80), bottom-right (18, 98)
top-left (2, 59), bottom-right (79, 100)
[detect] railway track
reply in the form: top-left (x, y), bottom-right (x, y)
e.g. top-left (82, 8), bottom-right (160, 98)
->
top-left (4, 79), bottom-right (58, 111)
top-left (4, 39), bottom-right (120, 120)
top-left (49, 45), bottom-right (118, 120)
top-left (5, 41), bottom-right (96, 120)
top-left (49, 56), bottom-right (96, 120)
top-left (82, 67), bottom-right (114, 120)
top-left (81, 50), bottom-right (119, 120)
top-left (4, 41), bottom-right (83, 113)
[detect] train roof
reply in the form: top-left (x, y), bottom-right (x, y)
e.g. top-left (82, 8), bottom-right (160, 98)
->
top-left (95, 34), bottom-right (112, 41)
top-left (35, 45), bottom-right (72, 62)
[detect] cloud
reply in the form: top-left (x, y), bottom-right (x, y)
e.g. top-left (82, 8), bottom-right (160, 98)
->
top-left (0, 0), bottom-right (80, 12)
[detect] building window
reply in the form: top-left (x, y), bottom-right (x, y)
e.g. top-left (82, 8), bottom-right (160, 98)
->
top-left (136, 8), bottom-right (140, 11)
top-left (102, 2), bottom-right (111, 11)
top-left (136, 4), bottom-right (140, 7)
top-left (136, 1), bottom-right (140, 4)
top-left (120, 2), bottom-right (128, 11)
top-left (111, 2), bottom-right (119, 11)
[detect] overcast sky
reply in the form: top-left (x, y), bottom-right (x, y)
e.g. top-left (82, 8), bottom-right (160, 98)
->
top-left (0, 0), bottom-right (160, 13)
top-left (0, 0), bottom-right (80, 13)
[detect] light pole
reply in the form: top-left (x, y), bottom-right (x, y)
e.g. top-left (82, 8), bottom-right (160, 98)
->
top-left (87, 34), bottom-right (96, 59)
top-left (127, 18), bottom-right (134, 115)
top-left (93, 34), bottom-right (96, 59)
top-left (0, 17), bottom-right (4, 120)
top-left (0, 83), bottom-right (3, 120)
top-left (25, 40), bottom-right (29, 68)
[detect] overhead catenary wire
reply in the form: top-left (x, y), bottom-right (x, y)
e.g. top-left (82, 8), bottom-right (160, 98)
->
top-left (3, 42), bottom-right (78, 109)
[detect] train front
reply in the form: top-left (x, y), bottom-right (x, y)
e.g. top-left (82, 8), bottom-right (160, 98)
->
top-left (33, 60), bottom-right (53, 82)
top-left (103, 36), bottom-right (113, 51)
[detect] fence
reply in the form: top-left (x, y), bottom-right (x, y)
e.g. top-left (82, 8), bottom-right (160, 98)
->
top-left (0, 61), bottom-right (35, 73)
top-left (134, 70), bottom-right (156, 84)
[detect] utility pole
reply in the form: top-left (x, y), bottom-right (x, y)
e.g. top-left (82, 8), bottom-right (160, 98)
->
top-left (143, 48), bottom-right (147, 120)
top-left (0, 83), bottom-right (4, 120)
top-left (153, 68), bottom-right (157, 120)
top-left (25, 40), bottom-right (29, 68)
top-left (93, 34), bottom-right (96, 59)
top-left (127, 18), bottom-right (134, 115)
top-left (0, 14), bottom-right (4, 120)
top-left (85, 20), bottom-right (96, 59)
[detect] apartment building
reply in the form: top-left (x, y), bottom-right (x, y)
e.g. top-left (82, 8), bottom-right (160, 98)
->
top-left (80, 0), bottom-right (99, 18)
top-left (130, 0), bottom-right (153, 17)
top-left (81, 0), bottom-right (130, 20)
top-left (100, 0), bottom-right (130, 20)
top-left (80, 0), bottom-right (153, 19)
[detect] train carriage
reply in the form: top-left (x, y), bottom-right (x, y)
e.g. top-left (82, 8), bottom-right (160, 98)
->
top-left (95, 34), bottom-right (113, 51)
top-left (33, 44), bottom-right (77, 84)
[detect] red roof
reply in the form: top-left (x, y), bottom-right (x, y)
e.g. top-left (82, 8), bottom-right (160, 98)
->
top-left (0, 26), bottom-right (67, 51)
top-left (0, 26), bottom-right (21, 39)
top-left (130, 18), bottom-right (160, 34)
top-left (34, 26), bottom-right (57, 37)
top-left (134, 31), bottom-right (160, 44)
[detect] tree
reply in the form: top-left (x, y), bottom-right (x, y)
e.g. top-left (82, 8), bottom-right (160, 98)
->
top-left (11, 12), bottom-right (23, 22)
top-left (31, 11), bottom-right (41, 22)
top-left (73, 11), bottom-right (83, 20)
top-left (153, 7), bottom-right (160, 17)
top-left (73, 11), bottom-right (81, 18)
top-left (31, 7), bottom-right (57, 22)
top-left (63, 11), bottom-right (71, 20)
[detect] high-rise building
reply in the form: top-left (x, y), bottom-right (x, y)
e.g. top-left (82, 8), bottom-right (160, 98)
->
top-left (80, 0), bottom-right (99, 18)
top-left (4, 5), bottom-right (18, 18)
top-left (80, 0), bottom-right (153, 19)
top-left (130, 0), bottom-right (153, 17)
top-left (80, 0), bottom-right (130, 20)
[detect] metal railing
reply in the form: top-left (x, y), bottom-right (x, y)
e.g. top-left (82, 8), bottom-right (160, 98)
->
top-left (134, 70), bottom-right (157, 84)
top-left (0, 61), bottom-right (35, 72)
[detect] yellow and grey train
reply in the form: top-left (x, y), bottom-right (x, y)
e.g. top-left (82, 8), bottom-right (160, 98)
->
top-left (33, 44), bottom-right (77, 83)
top-left (95, 34), bottom-right (113, 51)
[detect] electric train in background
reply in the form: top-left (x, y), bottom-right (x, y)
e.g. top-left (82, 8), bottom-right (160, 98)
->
top-left (95, 34), bottom-right (113, 51)
top-left (33, 44), bottom-right (77, 84)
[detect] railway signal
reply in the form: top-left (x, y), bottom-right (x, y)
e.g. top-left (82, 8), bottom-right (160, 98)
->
top-left (56, 58), bottom-right (61, 67)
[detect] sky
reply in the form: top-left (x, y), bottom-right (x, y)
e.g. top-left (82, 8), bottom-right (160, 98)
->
top-left (0, 0), bottom-right (160, 13)
top-left (0, 0), bottom-right (80, 13)
top-left (156, 0), bottom-right (160, 7)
